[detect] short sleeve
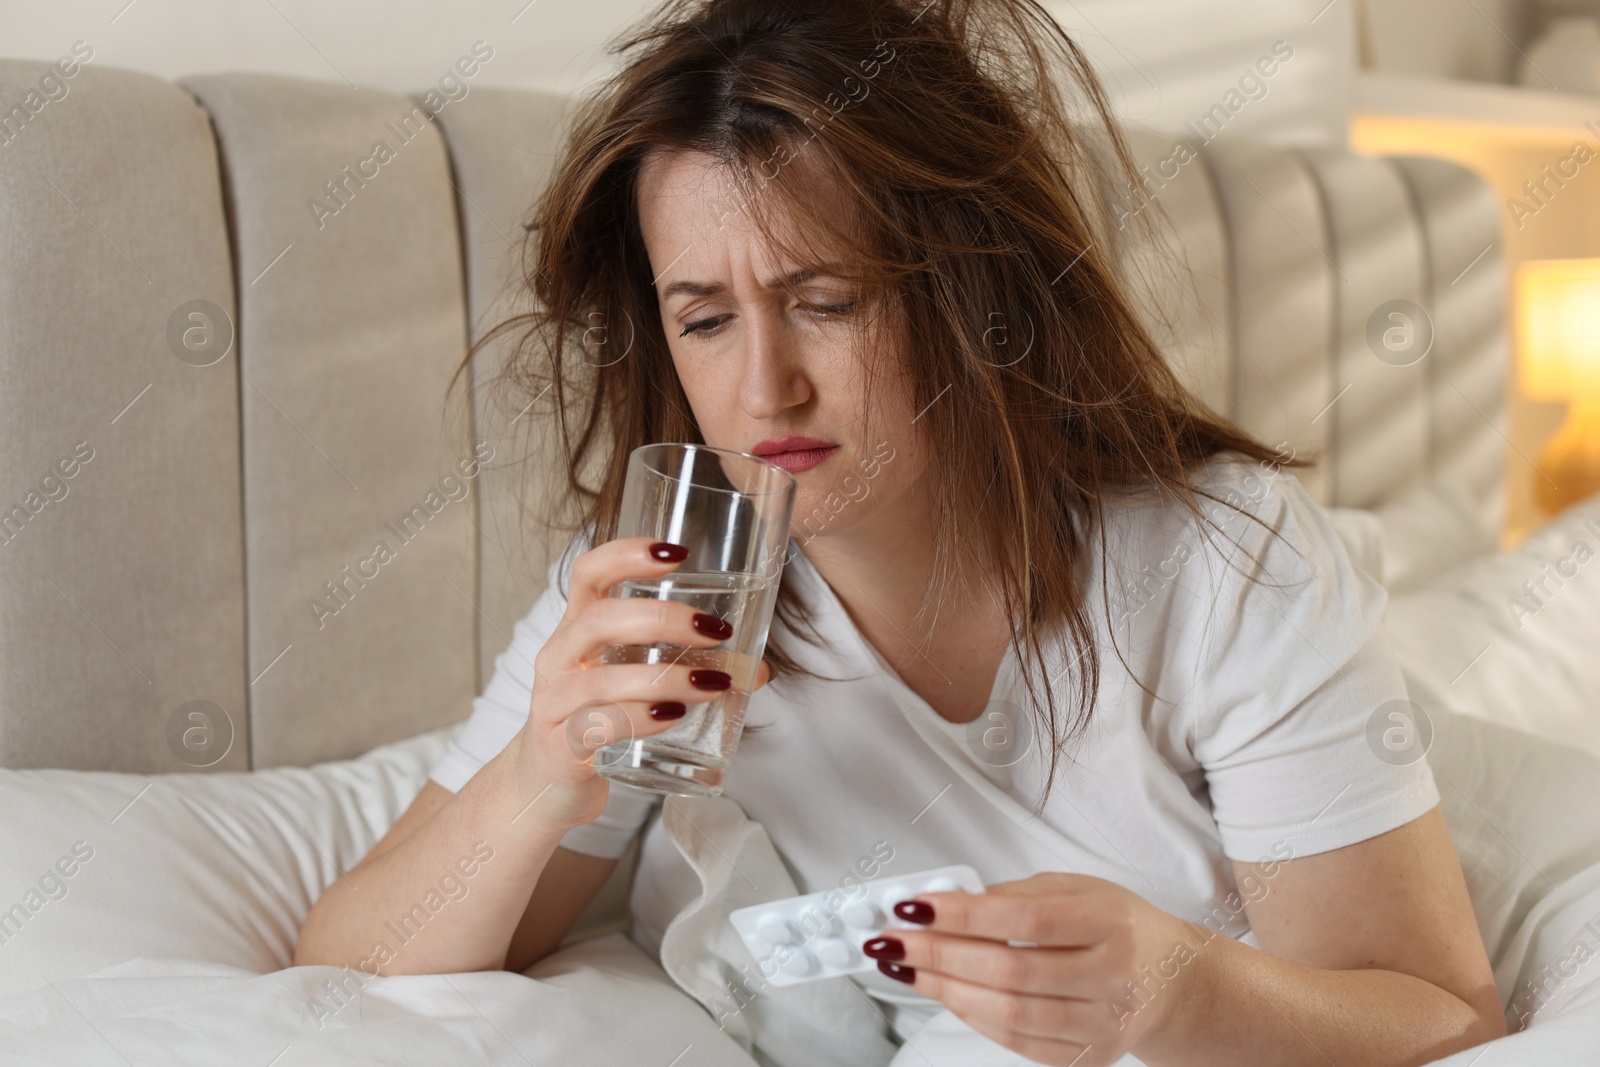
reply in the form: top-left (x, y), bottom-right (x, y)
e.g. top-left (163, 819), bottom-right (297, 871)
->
top-left (1190, 464), bottom-right (1440, 864)
top-left (427, 532), bottom-right (660, 859)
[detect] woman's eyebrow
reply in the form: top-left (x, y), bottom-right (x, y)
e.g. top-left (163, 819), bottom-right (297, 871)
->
top-left (658, 268), bottom-right (823, 301)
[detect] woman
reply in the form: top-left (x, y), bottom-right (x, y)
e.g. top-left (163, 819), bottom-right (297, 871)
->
top-left (296, 1), bottom-right (1506, 1063)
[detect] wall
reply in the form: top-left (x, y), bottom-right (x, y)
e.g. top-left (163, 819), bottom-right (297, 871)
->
top-left (0, 0), bottom-right (645, 99)
top-left (0, 0), bottom-right (1355, 143)
top-left (1041, 0), bottom-right (1356, 144)
top-left (1363, 0), bottom-right (1539, 83)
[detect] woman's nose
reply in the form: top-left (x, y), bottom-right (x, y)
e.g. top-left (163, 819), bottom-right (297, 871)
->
top-left (738, 313), bottom-right (811, 419)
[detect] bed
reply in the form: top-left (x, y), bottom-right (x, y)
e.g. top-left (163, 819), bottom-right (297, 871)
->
top-left (1, 56), bottom-right (1597, 1065)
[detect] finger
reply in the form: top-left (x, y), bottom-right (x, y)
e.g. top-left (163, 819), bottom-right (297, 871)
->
top-left (549, 595), bottom-right (734, 668)
top-left (912, 968), bottom-right (1113, 1045)
top-left (547, 656), bottom-right (739, 757)
top-left (893, 889), bottom-right (1119, 947)
top-left (556, 698), bottom-right (709, 756)
top-left (563, 536), bottom-right (689, 622)
top-left (565, 659), bottom-right (736, 712)
top-left (869, 932), bottom-right (1103, 997)
top-left (755, 659), bottom-right (773, 690)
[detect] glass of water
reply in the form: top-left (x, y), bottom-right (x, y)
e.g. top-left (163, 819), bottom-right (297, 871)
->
top-left (593, 443), bottom-right (797, 797)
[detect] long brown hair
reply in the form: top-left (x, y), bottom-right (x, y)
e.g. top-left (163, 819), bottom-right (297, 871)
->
top-left (456, 0), bottom-right (1316, 807)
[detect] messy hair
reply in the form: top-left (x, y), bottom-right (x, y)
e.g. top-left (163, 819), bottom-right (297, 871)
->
top-left (455, 0), bottom-right (1315, 808)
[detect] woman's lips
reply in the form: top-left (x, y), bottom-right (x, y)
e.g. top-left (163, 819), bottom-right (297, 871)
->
top-left (752, 435), bottom-right (839, 473)
top-left (757, 445), bottom-right (839, 474)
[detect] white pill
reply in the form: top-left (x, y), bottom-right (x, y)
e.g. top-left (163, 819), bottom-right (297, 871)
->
top-left (780, 949), bottom-right (819, 977)
top-left (757, 913), bottom-right (798, 946)
top-left (815, 938), bottom-right (856, 969)
top-left (925, 877), bottom-right (960, 893)
top-left (794, 906), bottom-right (842, 938)
top-left (839, 901), bottom-right (882, 929)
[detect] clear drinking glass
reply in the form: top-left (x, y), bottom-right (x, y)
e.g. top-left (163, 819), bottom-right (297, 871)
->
top-left (592, 443), bottom-right (797, 797)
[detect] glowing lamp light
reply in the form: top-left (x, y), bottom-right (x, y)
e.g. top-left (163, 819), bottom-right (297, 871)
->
top-left (1517, 258), bottom-right (1600, 516)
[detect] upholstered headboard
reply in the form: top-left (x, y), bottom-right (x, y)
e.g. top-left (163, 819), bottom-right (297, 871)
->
top-left (1109, 128), bottom-right (1506, 521)
top-left (0, 62), bottom-right (1505, 773)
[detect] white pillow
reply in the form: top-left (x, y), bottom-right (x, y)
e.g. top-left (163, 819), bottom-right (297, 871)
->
top-left (1426, 708), bottom-right (1600, 1037)
top-left (0, 726), bottom-right (452, 996)
top-left (1372, 481), bottom-right (1501, 594)
top-left (0, 726), bottom-right (765, 1065)
top-left (1385, 491), bottom-right (1600, 761)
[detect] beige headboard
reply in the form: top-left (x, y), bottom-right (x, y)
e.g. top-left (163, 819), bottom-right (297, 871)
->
top-left (0, 62), bottom-right (1505, 773)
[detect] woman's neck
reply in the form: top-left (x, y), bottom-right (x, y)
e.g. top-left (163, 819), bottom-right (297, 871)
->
top-left (799, 493), bottom-right (1013, 725)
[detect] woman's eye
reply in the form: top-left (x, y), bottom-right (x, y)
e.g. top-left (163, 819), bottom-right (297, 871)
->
top-left (675, 300), bottom-right (856, 338)
top-left (679, 315), bottom-right (729, 337)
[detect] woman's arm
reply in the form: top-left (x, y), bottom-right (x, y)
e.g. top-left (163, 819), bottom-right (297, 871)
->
top-left (865, 807), bottom-right (1505, 1066)
top-left (293, 536), bottom-right (740, 976)
top-left (292, 771), bottom-right (618, 975)
top-left (1141, 806), bottom-right (1505, 1065)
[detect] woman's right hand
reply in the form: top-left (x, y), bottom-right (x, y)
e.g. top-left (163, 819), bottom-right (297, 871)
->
top-left (511, 537), bottom-right (766, 832)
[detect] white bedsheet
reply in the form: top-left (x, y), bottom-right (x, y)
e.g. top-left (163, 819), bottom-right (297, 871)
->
top-left (4, 937), bottom-right (1595, 1067)
top-left (0, 934), bottom-right (762, 1067)
top-left (1, 709), bottom-right (1597, 1064)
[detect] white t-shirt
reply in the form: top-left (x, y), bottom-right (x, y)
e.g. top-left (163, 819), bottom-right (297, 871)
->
top-left (429, 452), bottom-right (1439, 1037)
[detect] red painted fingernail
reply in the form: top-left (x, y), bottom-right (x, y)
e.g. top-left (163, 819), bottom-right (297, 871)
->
top-left (691, 613), bottom-right (734, 640)
top-left (862, 937), bottom-right (904, 961)
top-left (877, 960), bottom-right (916, 984)
top-left (894, 900), bottom-right (934, 925)
top-left (649, 702), bottom-right (686, 720)
top-left (690, 669), bottom-right (732, 691)
top-left (649, 542), bottom-right (689, 562)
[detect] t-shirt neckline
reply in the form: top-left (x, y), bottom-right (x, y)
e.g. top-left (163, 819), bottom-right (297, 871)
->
top-left (785, 543), bottom-right (1022, 735)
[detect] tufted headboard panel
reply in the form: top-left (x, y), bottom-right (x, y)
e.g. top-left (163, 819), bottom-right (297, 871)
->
top-left (0, 63), bottom-right (1505, 772)
top-left (1110, 128), bottom-right (1506, 525)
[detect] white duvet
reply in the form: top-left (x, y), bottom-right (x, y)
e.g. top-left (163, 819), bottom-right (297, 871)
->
top-left (0, 937), bottom-right (765, 1067)
top-left (1, 704), bottom-right (1598, 1066)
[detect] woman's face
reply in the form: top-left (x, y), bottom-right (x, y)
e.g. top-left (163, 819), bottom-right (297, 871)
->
top-left (636, 149), bottom-right (929, 547)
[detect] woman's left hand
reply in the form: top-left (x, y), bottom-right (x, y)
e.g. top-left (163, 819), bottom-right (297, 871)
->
top-left (863, 873), bottom-right (1197, 1066)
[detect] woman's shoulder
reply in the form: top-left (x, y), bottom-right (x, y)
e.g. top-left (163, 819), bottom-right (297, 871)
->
top-left (1187, 450), bottom-right (1323, 576)
top-left (1093, 449), bottom-right (1292, 558)
top-left (1092, 451), bottom-right (1397, 769)
top-left (1094, 450), bottom-right (1364, 623)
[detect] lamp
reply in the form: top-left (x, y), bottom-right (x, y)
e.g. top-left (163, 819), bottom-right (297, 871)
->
top-left (1518, 258), bottom-right (1600, 515)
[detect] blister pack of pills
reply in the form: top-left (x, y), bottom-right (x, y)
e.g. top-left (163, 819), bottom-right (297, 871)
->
top-left (727, 864), bottom-right (985, 986)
